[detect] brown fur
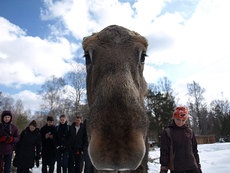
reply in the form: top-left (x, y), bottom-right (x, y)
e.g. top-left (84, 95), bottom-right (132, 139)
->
top-left (82, 25), bottom-right (149, 173)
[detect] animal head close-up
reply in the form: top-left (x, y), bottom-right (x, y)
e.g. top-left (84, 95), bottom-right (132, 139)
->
top-left (82, 25), bottom-right (149, 173)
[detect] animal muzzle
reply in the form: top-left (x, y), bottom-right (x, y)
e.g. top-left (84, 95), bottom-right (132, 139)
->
top-left (88, 130), bottom-right (146, 171)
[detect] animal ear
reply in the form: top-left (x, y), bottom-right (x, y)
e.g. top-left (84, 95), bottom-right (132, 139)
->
top-left (139, 51), bottom-right (147, 64)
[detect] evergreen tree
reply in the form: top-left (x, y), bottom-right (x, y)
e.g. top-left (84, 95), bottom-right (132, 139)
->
top-left (146, 77), bottom-right (176, 144)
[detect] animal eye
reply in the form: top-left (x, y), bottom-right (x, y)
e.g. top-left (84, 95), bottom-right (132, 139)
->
top-left (84, 51), bottom-right (92, 65)
top-left (140, 52), bottom-right (147, 64)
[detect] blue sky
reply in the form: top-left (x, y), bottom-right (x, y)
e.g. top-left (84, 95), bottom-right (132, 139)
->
top-left (0, 0), bottom-right (45, 37)
top-left (0, 0), bottom-right (230, 112)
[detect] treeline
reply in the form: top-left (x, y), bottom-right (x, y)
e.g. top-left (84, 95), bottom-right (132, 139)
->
top-left (146, 77), bottom-right (230, 143)
top-left (1, 73), bottom-right (230, 142)
top-left (0, 68), bottom-right (87, 132)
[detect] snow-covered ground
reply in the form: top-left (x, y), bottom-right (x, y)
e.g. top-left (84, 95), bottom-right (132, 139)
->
top-left (31, 142), bottom-right (230, 173)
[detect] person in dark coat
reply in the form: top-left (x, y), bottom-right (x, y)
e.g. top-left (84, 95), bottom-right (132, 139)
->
top-left (68, 114), bottom-right (87, 173)
top-left (159, 106), bottom-right (202, 173)
top-left (0, 110), bottom-right (19, 173)
top-left (13, 120), bottom-right (41, 173)
top-left (40, 116), bottom-right (56, 173)
top-left (55, 114), bottom-right (70, 173)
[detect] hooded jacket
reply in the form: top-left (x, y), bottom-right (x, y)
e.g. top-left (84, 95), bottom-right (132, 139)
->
top-left (13, 127), bottom-right (41, 168)
top-left (160, 120), bottom-right (200, 171)
top-left (0, 111), bottom-right (19, 155)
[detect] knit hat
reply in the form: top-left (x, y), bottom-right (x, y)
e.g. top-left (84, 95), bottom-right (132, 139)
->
top-left (47, 116), bottom-right (54, 121)
top-left (29, 120), bottom-right (37, 127)
top-left (173, 106), bottom-right (189, 121)
top-left (1, 110), bottom-right (12, 123)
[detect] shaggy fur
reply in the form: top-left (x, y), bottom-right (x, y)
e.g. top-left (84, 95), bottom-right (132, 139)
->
top-left (82, 25), bottom-right (149, 173)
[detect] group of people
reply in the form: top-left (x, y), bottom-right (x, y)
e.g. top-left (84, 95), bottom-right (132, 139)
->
top-left (0, 111), bottom-right (94, 173)
top-left (0, 106), bottom-right (202, 173)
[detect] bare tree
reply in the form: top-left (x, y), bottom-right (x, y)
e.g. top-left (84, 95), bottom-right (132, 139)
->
top-left (187, 81), bottom-right (206, 134)
top-left (63, 64), bottom-right (86, 121)
top-left (156, 77), bottom-right (173, 93)
top-left (39, 75), bottom-right (66, 117)
top-left (14, 99), bottom-right (24, 115)
top-left (67, 65), bottom-right (86, 111)
top-left (0, 92), bottom-right (14, 111)
top-left (210, 97), bottom-right (230, 115)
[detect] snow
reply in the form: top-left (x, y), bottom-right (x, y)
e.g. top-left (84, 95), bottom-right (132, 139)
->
top-left (31, 142), bottom-right (230, 173)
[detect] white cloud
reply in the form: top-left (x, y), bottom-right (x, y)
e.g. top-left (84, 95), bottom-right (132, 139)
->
top-left (37, 0), bottom-right (230, 105)
top-left (12, 90), bottom-right (42, 112)
top-left (170, 0), bottom-right (230, 104)
top-left (0, 17), bottom-right (79, 86)
top-left (144, 64), bottom-right (167, 84)
top-left (41, 0), bottom-right (169, 38)
top-left (0, 17), bottom-right (26, 42)
top-left (1, 0), bottom-right (230, 111)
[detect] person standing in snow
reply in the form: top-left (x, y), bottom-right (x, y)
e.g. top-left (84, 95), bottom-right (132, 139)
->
top-left (13, 120), bottom-right (41, 173)
top-left (0, 110), bottom-right (19, 173)
top-left (68, 114), bottom-right (87, 173)
top-left (159, 106), bottom-right (202, 173)
top-left (40, 116), bottom-right (57, 173)
top-left (55, 114), bottom-right (71, 173)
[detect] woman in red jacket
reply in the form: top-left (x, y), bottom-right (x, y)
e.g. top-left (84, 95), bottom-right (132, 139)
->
top-left (160, 106), bottom-right (202, 173)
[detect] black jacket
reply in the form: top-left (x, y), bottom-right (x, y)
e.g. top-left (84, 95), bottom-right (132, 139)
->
top-left (55, 122), bottom-right (71, 153)
top-left (69, 122), bottom-right (87, 154)
top-left (13, 127), bottom-right (41, 168)
top-left (160, 120), bottom-right (200, 171)
top-left (40, 124), bottom-right (57, 157)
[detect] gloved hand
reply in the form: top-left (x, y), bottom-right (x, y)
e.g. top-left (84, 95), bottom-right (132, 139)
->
top-left (5, 136), bottom-right (14, 143)
top-left (160, 166), bottom-right (168, 173)
top-left (0, 136), bottom-right (7, 142)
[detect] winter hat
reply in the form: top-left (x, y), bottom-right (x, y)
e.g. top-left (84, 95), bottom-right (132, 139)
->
top-left (47, 116), bottom-right (54, 122)
top-left (29, 120), bottom-right (37, 127)
top-left (173, 106), bottom-right (189, 121)
top-left (1, 110), bottom-right (12, 123)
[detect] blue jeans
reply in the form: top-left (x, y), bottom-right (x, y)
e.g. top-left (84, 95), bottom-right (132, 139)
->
top-left (0, 154), bottom-right (12, 173)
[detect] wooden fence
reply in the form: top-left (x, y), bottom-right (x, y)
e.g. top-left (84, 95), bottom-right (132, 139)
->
top-left (195, 135), bottom-right (216, 144)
